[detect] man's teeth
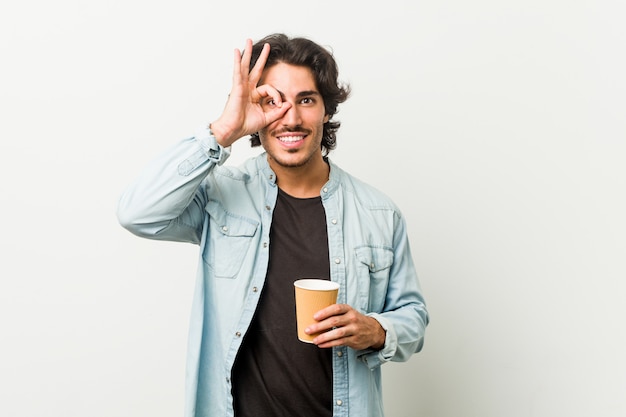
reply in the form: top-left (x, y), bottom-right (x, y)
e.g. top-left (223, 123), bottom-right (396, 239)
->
top-left (278, 135), bottom-right (304, 143)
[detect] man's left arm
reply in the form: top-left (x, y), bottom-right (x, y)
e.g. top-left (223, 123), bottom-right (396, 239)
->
top-left (307, 213), bottom-right (429, 365)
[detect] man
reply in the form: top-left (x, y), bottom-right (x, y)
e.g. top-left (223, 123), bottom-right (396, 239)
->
top-left (117, 33), bottom-right (428, 417)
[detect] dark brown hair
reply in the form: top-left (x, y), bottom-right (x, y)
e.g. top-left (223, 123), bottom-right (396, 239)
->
top-left (248, 33), bottom-right (350, 155)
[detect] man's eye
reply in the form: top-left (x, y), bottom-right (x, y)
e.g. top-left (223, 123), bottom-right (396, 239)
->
top-left (262, 99), bottom-right (278, 109)
top-left (301, 97), bottom-right (313, 104)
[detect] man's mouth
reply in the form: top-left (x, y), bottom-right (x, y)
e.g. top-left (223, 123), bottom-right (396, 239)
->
top-left (277, 135), bottom-right (305, 143)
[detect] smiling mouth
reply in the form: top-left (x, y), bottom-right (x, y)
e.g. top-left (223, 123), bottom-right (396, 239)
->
top-left (277, 135), bottom-right (305, 143)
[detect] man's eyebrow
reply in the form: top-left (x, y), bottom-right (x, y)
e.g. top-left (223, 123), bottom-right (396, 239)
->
top-left (276, 90), bottom-right (321, 100)
top-left (296, 90), bottom-right (321, 98)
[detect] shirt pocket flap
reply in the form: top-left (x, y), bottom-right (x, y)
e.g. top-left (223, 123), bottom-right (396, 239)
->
top-left (355, 246), bottom-right (394, 272)
top-left (205, 200), bottom-right (258, 237)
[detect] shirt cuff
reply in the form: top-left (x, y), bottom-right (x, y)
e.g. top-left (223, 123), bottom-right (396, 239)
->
top-left (358, 313), bottom-right (397, 369)
top-left (195, 125), bottom-right (231, 164)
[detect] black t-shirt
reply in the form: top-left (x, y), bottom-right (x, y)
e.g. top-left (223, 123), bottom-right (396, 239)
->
top-left (231, 189), bottom-right (332, 417)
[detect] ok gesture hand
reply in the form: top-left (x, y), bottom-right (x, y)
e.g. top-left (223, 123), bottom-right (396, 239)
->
top-left (210, 39), bottom-right (291, 147)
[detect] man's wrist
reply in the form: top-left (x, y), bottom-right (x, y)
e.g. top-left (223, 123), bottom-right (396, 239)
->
top-left (369, 317), bottom-right (387, 350)
top-left (208, 121), bottom-right (235, 148)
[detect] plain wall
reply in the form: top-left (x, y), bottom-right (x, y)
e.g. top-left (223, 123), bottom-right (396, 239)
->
top-left (1, 1), bottom-right (624, 416)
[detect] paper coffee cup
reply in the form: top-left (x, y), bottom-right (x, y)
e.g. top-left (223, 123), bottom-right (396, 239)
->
top-left (294, 279), bottom-right (339, 343)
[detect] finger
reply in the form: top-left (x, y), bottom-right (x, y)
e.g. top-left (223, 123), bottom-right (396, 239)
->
top-left (306, 312), bottom-right (343, 337)
top-left (254, 84), bottom-right (283, 105)
top-left (313, 303), bottom-right (346, 321)
top-left (313, 327), bottom-right (350, 348)
top-left (231, 47), bottom-right (243, 86)
top-left (239, 38), bottom-right (253, 80)
top-left (263, 105), bottom-right (291, 127)
top-left (249, 42), bottom-right (270, 85)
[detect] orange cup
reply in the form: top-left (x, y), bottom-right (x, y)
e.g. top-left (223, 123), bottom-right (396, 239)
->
top-left (294, 279), bottom-right (339, 343)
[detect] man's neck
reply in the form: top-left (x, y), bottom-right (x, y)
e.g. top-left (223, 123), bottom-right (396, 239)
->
top-left (269, 156), bottom-right (330, 199)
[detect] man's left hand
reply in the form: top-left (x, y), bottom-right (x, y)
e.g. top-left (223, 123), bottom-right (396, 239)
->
top-left (306, 304), bottom-right (386, 350)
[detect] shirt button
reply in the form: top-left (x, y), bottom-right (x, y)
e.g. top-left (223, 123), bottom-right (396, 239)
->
top-left (265, 205), bottom-right (271, 211)
top-left (252, 287), bottom-right (258, 293)
top-left (336, 400), bottom-right (343, 406)
top-left (269, 174), bottom-right (274, 180)
top-left (222, 226), bottom-right (228, 232)
top-left (331, 219), bottom-right (337, 225)
top-left (370, 263), bottom-right (375, 269)
top-left (235, 332), bottom-right (241, 337)
top-left (337, 351), bottom-right (343, 357)
top-left (334, 258), bottom-right (341, 264)
top-left (323, 187), bottom-right (328, 193)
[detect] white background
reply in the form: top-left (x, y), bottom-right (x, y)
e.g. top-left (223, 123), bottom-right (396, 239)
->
top-left (1, 1), bottom-right (624, 416)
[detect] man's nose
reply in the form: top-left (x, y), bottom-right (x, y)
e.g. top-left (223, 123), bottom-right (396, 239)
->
top-left (281, 102), bottom-right (302, 126)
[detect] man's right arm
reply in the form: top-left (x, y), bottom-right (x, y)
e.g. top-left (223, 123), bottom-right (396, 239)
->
top-left (116, 128), bottom-right (230, 244)
top-left (118, 37), bottom-right (288, 243)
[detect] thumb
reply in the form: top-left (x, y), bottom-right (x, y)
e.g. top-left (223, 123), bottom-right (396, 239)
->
top-left (264, 101), bottom-right (291, 125)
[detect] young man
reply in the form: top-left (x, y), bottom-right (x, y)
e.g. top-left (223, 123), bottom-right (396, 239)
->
top-left (117, 33), bottom-right (428, 417)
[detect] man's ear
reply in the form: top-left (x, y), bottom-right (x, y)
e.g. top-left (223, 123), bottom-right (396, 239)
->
top-left (324, 114), bottom-right (330, 123)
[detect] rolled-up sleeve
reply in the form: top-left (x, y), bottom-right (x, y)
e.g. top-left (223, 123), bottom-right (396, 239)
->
top-left (117, 127), bottom-right (230, 244)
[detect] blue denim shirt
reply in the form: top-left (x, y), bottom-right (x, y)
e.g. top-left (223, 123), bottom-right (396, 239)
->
top-left (117, 127), bottom-right (429, 417)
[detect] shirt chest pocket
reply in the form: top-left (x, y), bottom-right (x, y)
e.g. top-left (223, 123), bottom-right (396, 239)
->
top-left (203, 200), bottom-right (259, 278)
top-left (354, 246), bottom-right (394, 313)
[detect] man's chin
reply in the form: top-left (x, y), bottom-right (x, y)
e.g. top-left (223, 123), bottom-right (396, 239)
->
top-left (268, 153), bottom-right (312, 169)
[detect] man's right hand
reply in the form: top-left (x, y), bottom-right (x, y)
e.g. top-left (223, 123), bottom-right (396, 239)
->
top-left (209, 39), bottom-right (291, 148)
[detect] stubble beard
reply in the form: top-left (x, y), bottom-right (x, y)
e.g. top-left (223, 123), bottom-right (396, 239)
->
top-left (261, 127), bottom-right (323, 169)
top-left (268, 147), bottom-right (319, 169)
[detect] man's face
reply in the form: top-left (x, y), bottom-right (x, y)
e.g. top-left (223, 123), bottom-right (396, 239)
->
top-left (258, 63), bottom-right (329, 170)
